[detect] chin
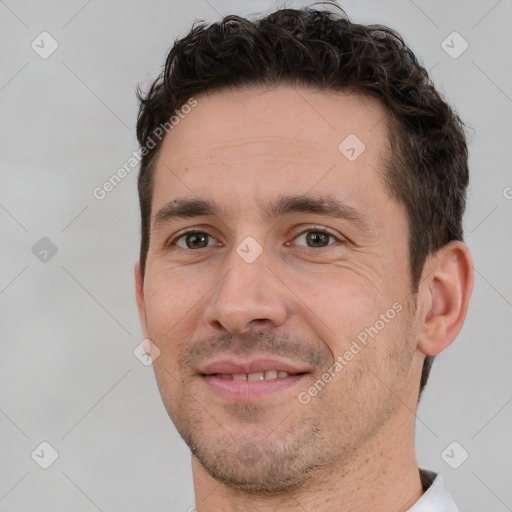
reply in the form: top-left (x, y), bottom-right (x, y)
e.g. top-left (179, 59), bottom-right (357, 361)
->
top-left (195, 449), bottom-right (315, 493)
top-left (189, 432), bottom-right (327, 493)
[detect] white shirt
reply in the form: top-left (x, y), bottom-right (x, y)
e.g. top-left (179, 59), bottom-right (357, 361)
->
top-left (408, 469), bottom-right (459, 511)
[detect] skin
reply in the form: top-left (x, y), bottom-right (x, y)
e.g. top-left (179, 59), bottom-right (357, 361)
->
top-left (135, 85), bottom-right (474, 512)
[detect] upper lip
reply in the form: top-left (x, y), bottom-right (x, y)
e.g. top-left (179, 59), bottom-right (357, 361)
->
top-left (199, 357), bottom-right (311, 376)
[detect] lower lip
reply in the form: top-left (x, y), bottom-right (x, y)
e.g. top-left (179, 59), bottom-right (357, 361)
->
top-left (201, 374), bottom-right (307, 400)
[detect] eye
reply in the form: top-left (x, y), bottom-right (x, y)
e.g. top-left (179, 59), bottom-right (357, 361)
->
top-left (171, 231), bottom-right (220, 250)
top-left (168, 227), bottom-right (341, 250)
top-left (292, 228), bottom-right (341, 248)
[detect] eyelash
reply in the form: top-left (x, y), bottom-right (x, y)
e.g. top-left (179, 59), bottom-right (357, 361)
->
top-left (167, 226), bottom-right (342, 249)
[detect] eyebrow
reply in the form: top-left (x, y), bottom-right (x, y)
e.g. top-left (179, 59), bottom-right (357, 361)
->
top-left (152, 194), bottom-right (371, 232)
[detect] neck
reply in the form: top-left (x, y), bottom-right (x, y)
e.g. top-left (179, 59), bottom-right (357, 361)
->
top-left (191, 409), bottom-right (424, 512)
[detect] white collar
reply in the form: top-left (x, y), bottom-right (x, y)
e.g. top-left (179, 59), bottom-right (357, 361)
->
top-left (407, 469), bottom-right (459, 511)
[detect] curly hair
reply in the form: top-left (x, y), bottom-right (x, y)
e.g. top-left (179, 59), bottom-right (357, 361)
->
top-left (136, 2), bottom-right (469, 399)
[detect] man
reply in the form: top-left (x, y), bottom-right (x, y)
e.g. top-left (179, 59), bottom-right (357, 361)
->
top-left (134, 3), bottom-right (473, 511)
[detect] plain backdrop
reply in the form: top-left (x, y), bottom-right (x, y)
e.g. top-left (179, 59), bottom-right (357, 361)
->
top-left (1, 0), bottom-right (511, 511)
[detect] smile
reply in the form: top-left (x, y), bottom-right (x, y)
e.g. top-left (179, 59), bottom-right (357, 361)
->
top-left (212, 371), bottom-right (302, 381)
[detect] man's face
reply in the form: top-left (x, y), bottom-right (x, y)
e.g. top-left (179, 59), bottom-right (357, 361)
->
top-left (136, 85), bottom-right (424, 491)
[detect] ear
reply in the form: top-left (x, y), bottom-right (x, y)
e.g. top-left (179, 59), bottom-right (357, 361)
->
top-left (134, 261), bottom-right (148, 339)
top-left (416, 241), bottom-right (474, 356)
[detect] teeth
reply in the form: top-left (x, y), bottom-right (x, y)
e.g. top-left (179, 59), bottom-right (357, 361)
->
top-left (215, 371), bottom-right (292, 381)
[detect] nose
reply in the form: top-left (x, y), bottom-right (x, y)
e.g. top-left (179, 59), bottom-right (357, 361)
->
top-left (203, 243), bottom-right (288, 335)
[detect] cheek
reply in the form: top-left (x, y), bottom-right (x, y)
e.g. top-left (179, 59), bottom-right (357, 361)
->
top-left (145, 268), bottom-right (207, 316)
top-left (143, 271), bottom-right (207, 357)
top-left (289, 266), bottom-right (412, 382)
top-left (289, 267), bottom-right (386, 336)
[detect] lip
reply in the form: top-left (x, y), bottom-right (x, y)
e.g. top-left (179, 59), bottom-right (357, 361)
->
top-left (202, 373), bottom-right (308, 400)
top-left (199, 357), bottom-right (311, 376)
top-left (199, 357), bottom-right (311, 401)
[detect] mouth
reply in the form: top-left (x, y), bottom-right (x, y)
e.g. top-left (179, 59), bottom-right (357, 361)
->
top-left (206, 370), bottom-right (307, 381)
top-left (199, 359), bottom-right (311, 400)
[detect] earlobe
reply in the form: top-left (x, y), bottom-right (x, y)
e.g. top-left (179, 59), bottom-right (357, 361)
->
top-left (134, 261), bottom-right (148, 337)
top-left (417, 241), bottom-right (474, 356)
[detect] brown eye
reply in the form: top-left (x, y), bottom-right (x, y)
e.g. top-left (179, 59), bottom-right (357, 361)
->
top-left (174, 231), bottom-right (215, 249)
top-left (305, 231), bottom-right (331, 247)
top-left (294, 229), bottom-right (338, 248)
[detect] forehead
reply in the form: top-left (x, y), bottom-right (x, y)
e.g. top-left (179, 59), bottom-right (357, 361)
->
top-left (155, 85), bottom-right (389, 173)
top-left (150, 85), bottom-right (395, 230)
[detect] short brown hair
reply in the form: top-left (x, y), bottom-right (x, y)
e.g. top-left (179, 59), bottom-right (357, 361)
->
top-left (136, 3), bottom-right (469, 398)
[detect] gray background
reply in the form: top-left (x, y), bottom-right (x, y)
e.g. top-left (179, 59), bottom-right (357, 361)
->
top-left (1, 0), bottom-right (511, 510)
